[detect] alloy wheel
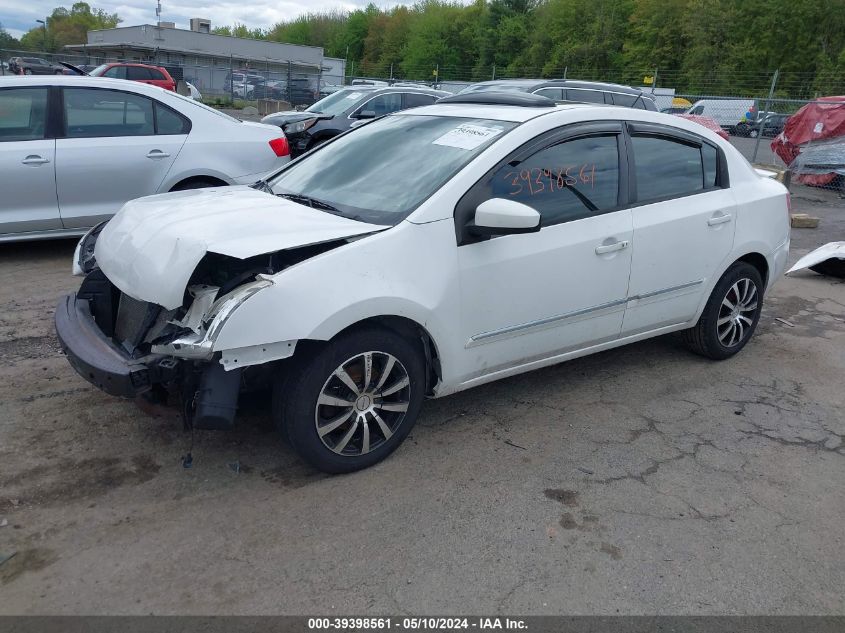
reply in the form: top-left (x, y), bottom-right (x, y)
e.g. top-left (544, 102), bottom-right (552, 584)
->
top-left (717, 278), bottom-right (758, 347)
top-left (315, 351), bottom-right (411, 456)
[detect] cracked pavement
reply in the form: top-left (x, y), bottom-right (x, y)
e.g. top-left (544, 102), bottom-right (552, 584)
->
top-left (0, 185), bottom-right (843, 615)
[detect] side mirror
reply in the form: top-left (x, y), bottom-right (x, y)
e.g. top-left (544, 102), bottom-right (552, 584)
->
top-left (355, 110), bottom-right (377, 119)
top-left (468, 198), bottom-right (541, 237)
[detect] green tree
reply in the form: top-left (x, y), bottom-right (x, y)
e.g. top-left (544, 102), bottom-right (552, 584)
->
top-left (0, 22), bottom-right (22, 51)
top-left (19, 2), bottom-right (120, 52)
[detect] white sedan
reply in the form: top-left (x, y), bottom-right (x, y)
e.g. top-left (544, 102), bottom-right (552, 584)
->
top-left (0, 75), bottom-right (289, 241)
top-left (56, 92), bottom-right (790, 473)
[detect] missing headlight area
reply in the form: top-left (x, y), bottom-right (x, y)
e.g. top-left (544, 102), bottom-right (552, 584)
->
top-left (78, 237), bottom-right (350, 360)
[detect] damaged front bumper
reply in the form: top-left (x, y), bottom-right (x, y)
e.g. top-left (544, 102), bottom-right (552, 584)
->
top-left (55, 293), bottom-right (178, 397)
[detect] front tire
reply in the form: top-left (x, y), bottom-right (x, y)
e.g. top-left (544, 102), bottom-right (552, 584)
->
top-left (683, 262), bottom-right (764, 360)
top-left (274, 327), bottom-right (426, 473)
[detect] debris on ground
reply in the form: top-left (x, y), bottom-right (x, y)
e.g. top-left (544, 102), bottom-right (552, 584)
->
top-left (0, 552), bottom-right (17, 567)
top-left (776, 318), bottom-right (796, 327)
top-left (791, 213), bottom-right (820, 228)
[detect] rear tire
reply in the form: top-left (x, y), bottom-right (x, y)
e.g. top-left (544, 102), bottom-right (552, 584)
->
top-left (683, 262), bottom-right (764, 360)
top-left (273, 327), bottom-right (426, 474)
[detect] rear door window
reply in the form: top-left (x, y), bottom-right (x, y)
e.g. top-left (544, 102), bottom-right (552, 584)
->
top-left (0, 88), bottom-right (49, 141)
top-left (127, 66), bottom-right (153, 80)
top-left (404, 92), bottom-right (437, 108)
top-left (631, 135), bottom-right (705, 201)
top-left (534, 88), bottom-right (564, 100)
top-left (359, 93), bottom-right (403, 116)
top-left (154, 102), bottom-right (190, 135)
top-left (567, 89), bottom-right (605, 104)
top-left (102, 66), bottom-right (126, 79)
top-left (610, 93), bottom-right (636, 108)
top-left (63, 88), bottom-right (155, 138)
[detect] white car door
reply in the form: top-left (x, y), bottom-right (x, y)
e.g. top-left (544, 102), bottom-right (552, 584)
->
top-left (456, 123), bottom-right (633, 382)
top-left (56, 87), bottom-right (186, 229)
top-left (621, 123), bottom-right (737, 335)
top-left (0, 86), bottom-right (61, 236)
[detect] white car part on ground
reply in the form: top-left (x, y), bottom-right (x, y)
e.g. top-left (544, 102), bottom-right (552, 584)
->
top-left (787, 241), bottom-right (845, 275)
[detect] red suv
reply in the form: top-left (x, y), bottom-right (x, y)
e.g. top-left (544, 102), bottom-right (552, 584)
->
top-left (89, 63), bottom-right (176, 91)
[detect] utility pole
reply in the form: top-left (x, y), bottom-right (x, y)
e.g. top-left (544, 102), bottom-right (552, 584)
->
top-left (753, 69), bottom-right (779, 163)
top-left (36, 19), bottom-right (47, 51)
top-left (492, 64), bottom-right (496, 81)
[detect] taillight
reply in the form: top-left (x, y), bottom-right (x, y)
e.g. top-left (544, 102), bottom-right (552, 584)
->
top-left (269, 137), bottom-right (289, 157)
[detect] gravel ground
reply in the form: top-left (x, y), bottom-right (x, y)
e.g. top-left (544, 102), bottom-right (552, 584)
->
top-left (0, 185), bottom-right (843, 615)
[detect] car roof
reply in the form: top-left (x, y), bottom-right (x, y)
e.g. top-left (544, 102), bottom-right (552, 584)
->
top-left (468, 78), bottom-right (648, 96)
top-left (0, 74), bottom-right (175, 96)
top-left (103, 62), bottom-right (165, 68)
top-left (397, 101), bottom-right (592, 123)
top-left (336, 86), bottom-right (448, 96)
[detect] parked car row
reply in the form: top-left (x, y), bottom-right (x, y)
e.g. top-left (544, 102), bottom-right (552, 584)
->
top-left (43, 87), bottom-right (788, 473)
top-left (7, 56), bottom-right (66, 75)
top-left (262, 86), bottom-right (450, 157)
top-left (680, 98), bottom-right (791, 137)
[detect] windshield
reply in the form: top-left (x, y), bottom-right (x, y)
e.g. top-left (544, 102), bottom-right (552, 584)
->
top-left (306, 89), bottom-right (372, 116)
top-left (269, 114), bottom-right (516, 225)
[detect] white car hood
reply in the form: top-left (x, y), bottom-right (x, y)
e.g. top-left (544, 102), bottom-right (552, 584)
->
top-left (95, 186), bottom-right (387, 309)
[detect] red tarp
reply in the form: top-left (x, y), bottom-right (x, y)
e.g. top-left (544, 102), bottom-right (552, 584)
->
top-left (771, 96), bottom-right (845, 185)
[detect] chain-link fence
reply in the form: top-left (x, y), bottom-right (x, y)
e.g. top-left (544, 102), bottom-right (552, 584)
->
top-left (0, 47), bottom-right (325, 110)
top-left (4, 48), bottom-right (844, 194)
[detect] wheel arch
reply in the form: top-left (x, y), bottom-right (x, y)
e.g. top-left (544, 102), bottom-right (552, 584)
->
top-left (297, 315), bottom-right (443, 396)
top-left (690, 249), bottom-right (772, 325)
top-left (169, 175), bottom-right (229, 191)
top-left (735, 251), bottom-right (769, 287)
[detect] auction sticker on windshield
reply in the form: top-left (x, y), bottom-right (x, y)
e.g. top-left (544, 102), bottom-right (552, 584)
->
top-left (433, 123), bottom-right (504, 150)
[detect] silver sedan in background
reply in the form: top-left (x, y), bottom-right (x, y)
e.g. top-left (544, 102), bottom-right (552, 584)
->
top-left (0, 75), bottom-right (290, 242)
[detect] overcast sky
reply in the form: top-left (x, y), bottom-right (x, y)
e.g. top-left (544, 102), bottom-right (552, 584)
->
top-left (1, 0), bottom-right (392, 40)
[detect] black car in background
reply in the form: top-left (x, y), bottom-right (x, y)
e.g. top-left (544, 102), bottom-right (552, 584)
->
top-left (8, 56), bottom-right (65, 75)
top-left (261, 86), bottom-right (450, 157)
top-left (458, 78), bottom-right (659, 111)
top-left (735, 112), bottom-right (790, 138)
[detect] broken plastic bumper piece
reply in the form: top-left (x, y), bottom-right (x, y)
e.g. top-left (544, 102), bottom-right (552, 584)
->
top-left (55, 293), bottom-right (177, 398)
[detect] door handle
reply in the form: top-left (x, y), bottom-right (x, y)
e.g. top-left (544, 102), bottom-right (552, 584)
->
top-left (707, 213), bottom-right (732, 226)
top-left (146, 150), bottom-right (170, 159)
top-left (22, 155), bottom-right (50, 165)
top-left (595, 240), bottom-right (629, 255)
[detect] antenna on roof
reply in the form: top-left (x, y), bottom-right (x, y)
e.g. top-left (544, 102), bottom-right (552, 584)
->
top-left (155, 0), bottom-right (161, 26)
